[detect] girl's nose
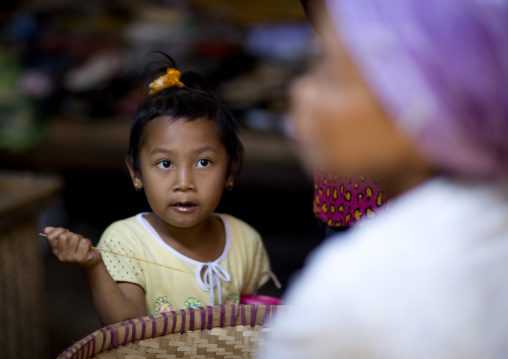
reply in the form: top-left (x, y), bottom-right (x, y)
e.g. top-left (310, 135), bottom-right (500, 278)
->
top-left (173, 167), bottom-right (195, 192)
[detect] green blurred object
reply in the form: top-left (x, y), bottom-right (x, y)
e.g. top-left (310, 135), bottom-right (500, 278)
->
top-left (0, 51), bottom-right (47, 153)
top-left (0, 96), bottom-right (47, 152)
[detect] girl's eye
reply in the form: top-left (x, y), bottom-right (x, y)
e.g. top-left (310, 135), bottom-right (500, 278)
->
top-left (197, 159), bottom-right (211, 168)
top-left (157, 160), bottom-right (172, 169)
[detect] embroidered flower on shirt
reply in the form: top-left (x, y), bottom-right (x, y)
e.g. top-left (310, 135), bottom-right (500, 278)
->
top-left (224, 294), bottom-right (239, 305)
top-left (184, 297), bottom-right (202, 308)
top-left (155, 296), bottom-right (173, 313)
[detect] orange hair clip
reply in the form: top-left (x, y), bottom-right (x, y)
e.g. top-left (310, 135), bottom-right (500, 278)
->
top-left (148, 68), bottom-right (184, 95)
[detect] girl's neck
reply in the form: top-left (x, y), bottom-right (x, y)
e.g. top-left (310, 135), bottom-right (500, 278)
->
top-left (145, 212), bottom-right (225, 262)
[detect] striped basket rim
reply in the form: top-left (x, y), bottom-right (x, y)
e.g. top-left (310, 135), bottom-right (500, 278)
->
top-left (57, 304), bottom-right (282, 359)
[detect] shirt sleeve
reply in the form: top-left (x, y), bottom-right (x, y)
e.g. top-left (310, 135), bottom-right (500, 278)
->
top-left (240, 228), bottom-right (272, 295)
top-left (97, 222), bottom-right (146, 291)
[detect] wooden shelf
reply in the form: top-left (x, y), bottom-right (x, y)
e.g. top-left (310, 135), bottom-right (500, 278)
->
top-left (0, 117), bottom-right (309, 188)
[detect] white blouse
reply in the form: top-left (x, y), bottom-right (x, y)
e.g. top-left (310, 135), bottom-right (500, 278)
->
top-left (263, 176), bottom-right (508, 359)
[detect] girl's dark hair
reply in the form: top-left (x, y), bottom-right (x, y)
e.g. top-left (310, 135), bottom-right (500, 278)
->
top-left (128, 53), bottom-right (243, 178)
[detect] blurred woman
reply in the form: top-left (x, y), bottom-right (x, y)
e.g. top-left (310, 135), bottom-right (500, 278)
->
top-left (263, 0), bottom-right (508, 357)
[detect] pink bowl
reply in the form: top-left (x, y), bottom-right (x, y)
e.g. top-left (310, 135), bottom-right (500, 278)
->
top-left (240, 294), bottom-right (283, 305)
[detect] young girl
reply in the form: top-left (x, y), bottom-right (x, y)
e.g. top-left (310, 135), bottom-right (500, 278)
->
top-left (264, 0), bottom-right (508, 358)
top-left (45, 56), bottom-right (271, 326)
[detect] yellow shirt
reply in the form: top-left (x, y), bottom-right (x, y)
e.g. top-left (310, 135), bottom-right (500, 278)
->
top-left (97, 213), bottom-right (271, 314)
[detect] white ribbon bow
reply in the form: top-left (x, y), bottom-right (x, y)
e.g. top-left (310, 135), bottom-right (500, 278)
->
top-left (195, 262), bottom-right (231, 306)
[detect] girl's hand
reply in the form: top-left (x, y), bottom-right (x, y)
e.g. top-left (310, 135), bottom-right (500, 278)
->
top-left (44, 226), bottom-right (102, 269)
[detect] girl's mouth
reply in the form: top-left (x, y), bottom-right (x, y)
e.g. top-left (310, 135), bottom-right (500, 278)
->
top-left (171, 202), bottom-right (197, 213)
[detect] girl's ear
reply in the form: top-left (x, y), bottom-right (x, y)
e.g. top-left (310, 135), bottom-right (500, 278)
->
top-left (225, 155), bottom-right (241, 190)
top-left (224, 174), bottom-right (235, 191)
top-left (125, 156), bottom-right (143, 191)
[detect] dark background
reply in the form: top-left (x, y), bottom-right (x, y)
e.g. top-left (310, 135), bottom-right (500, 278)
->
top-left (0, 0), bottom-right (323, 356)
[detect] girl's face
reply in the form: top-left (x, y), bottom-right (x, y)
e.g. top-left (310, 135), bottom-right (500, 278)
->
top-left (292, 16), bottom-right (431, 189)
top-left (129, 117), bottom-right (233, 229)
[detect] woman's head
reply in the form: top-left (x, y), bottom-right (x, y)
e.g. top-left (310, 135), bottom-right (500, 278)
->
top-left (294, 0), bottom-right (508, 185)
top-left (292, 15), bottom-right (431, 190)
top-left (127, 55), bottom-right (243, 228)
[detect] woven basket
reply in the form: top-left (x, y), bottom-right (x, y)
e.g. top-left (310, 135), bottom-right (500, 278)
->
top-left (58, 304), bottom-right (282, 359)
top-left (0, 170), bottom-right (62, 359)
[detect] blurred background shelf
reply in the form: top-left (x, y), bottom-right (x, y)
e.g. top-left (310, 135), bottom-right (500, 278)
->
top-left (0, 116), bottom-right (306, 188)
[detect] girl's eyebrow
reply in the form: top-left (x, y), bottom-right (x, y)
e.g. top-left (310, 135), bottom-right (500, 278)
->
top-left (149, 146), bottom-right (219, 156)
top-left (150, 148), bottom-right (173, 155)
top-left (194, 146), bottom-right (219, 154)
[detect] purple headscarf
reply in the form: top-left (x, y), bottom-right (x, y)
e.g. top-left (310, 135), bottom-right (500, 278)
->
top-left (327, 0), bottom-right (508, 178)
